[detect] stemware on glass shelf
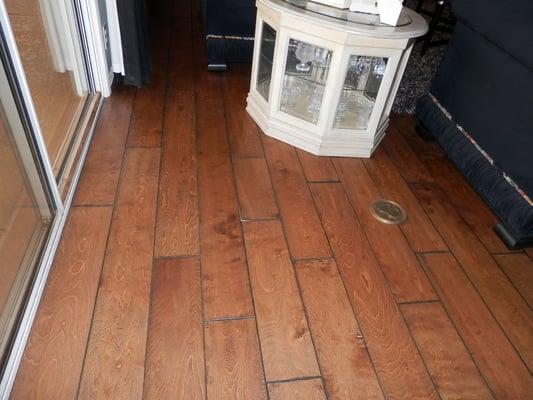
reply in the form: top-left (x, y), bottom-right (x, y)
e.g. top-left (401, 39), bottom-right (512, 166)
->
top-left (280, 38), bottom-right (332, 124)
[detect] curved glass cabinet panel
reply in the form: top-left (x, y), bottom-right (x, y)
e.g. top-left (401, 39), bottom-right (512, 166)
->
top-left (280, 38), bottom-right (332, 124)
top-left (257, 22), bottom-right (276, 101)
top-left (334, 55), bottom-right (388, 130)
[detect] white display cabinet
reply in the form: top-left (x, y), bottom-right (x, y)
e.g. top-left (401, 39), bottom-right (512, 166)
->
top-left (247, 0), bottom-right (428, 157)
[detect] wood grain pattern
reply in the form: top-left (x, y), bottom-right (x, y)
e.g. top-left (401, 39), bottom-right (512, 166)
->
top-left (233, 157), bottom-right (279, 220)
top-left (419, 252), bottom-right (533, 399)
top-left (268, 379), bottom-right (327, 400)
top-left (363, 147), bottom-right (447, 252)
top-left (78, 147), bottom-right (160, 400)
top-left (426, 159), bottom-right (509, 253)
top-left (222, 65), bottom-right (263, 157)
top-left (296, 149), bottom-right (339, 183)
top-left (413, 184), bottom-right (533, 370)
top-left (295, 259), bottom-right (384, 400)
top-left (334, 158), bottom-right (437, 303)
top-left (205, 319), bottom-right (267, 400)
top-left (155, 89), bottom-right (199, 257)
top-left (143, 258), bottom-right (204, 400)
top-left (262, 136), bottom-right (331, 260)
top-left (310, 183), bottom-right (438, 400)
top-left (11, 207), bottom-right (112, 400)
top-left (198, 152), bottom-right (253, 319)
top-left (494, 253), bottom-right (533, 309)
top-left (243, 220), bottom-right (320, 381)
top-left (73, 86), bottom-right (135, 206)
top-left (382, 125), bottom-right (434, 184)
top-left (126, 61), bottom-right (167, 147)
top-left (401, 302), bottom-right (494, 400)
top-left (390, 114), bottom-right (444, 161)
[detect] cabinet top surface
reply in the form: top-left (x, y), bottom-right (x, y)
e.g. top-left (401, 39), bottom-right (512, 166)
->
top-left (260, 0), bottom-right (428, 39)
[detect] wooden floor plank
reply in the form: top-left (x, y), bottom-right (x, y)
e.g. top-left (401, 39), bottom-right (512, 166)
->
top-left (295, 259), bottom-right (384, 400)
top-left (222, 65), bottom-right (263, 157)
top-left (198, 151), bottom-right (253, 319)
top-left (390, 114), bottom-right (445, 161)
top-left (296, 149), bottom-right (339, 183)
top-left (382, 125), bottom-right (434, 184)
top-left (334, 158), bottom-right (437, 303)
top-left (233, 157), bottom-right (279, 220)
top-left (126, 61), bottom-right (167, 147)
top-left (426, 159), bottom-right (509, 253)
top-left (78, 147), bottom-right (160, 400)
top-left (413, 184), bottom-right (533, 370)
top-left (401, 302), bottom-right (494, 399)
top-left (262, 136), bottom-right (331, 260)
top-left (310, 183), bottom-right (438, 400)
top-left (419, 253), bottom-right (533, 399)
top-left (204, 319), bottom-right (267, 400)
top-left (73, 86), bottom-right (135, 206)
top-left (364, 147), bottom-right (447, 252)
top-left (268, 379), bottom-right (327, 400)
top-left (494, 253), bottom-right (533, 308)
top-left (11, 207), bottom-right (112, 400)
top-left (155, 89), bottom-right (199, 257)
top-left (243, 220), bottom-right (319, 381)
top-left (143, 258), bottom-right (204, 400)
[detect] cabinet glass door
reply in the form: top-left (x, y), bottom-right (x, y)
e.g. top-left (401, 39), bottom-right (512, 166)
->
top-left (334, 55), bottom-right (388, 130)
top-left (280, 38), bottom-right (332, 124)
top-left (256, 22), bottom-right (276, 102)
top-left (0, 57), bottom-right (53, 365)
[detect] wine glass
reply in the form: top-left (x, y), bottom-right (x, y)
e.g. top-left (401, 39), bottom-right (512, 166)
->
top-left (295, 42), bottom-right (314, 73)
top-left (307, 85), bottom-right (324, 114)
top-left (282, 76), bottom-right (301, 108)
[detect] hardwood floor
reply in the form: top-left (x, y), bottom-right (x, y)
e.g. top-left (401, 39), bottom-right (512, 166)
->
top-left (11, 0), bottom-right (533, 398)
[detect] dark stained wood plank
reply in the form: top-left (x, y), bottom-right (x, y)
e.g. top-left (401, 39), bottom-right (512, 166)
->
top-left (11, 207), bottom-right (112, 400)
top-left (242, 220), bottom-right (320, 381)
top-left (155, 89), bottom-right (199, 257)
top-left (198, 151), bottom-right (254, 319)
top-left (413, 184), bottom-right (533, 370)
top-left (400, 302), bottom-right (494, 400)
top-left (296, 149), bottom-right (339, 183)
top-left (126, 60), bottom-right (167, 147)
top-left (73, 86), bottom-right (135, 206)
top-left (78, 147), bottom-right (160, 400)
top-left (268, 379), bottom-right (327, 400)
top-left (262, 136), bottom-right (331, 260)
top-left (334, 158), bottom-right (437, 303)
top-left (222, 65), bottom-right (263, 157)
top-left (310, 183), bottom-right (438, 399)
top-left (426, 159), bottom-right (510, 253)
top-left (364, 147), bottom-right (447, 252)
top-left (419, 252), bottom-right (533, 399)
top-left (295, 259), bottom-right (384, 400)
top-left (382, 125), bottom-right (434, 184)
top-left (143, 258), bottom-right (204, 400)
top-left (204, 319), bottom-right (267, 400)
top-left (233, 157), bottom-right (279, 220)
top-left (390, 114), bottom-right (445, 161)
top-left (494, 253), bottom-right (533, 308)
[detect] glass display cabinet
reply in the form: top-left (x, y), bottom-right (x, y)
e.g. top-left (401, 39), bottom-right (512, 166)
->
top-left (247, 0), bottom-right (428, 157)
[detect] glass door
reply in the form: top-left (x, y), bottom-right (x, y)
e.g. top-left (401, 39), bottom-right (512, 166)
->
top-left (4, 0), bottom-right (89, 179)
top-left (0, 48), bottom-right (54, 367)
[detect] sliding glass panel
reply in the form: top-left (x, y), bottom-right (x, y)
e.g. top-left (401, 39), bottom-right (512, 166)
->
top-left (5, 0), bottom-right (89, 176)
top-left (0, 58), bottom-right (53, 363)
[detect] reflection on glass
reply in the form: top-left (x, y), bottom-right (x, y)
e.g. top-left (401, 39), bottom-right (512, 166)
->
top-left (280, 38), bottom-right (332, 124)
top-left (5, 0), bottom-right (89, 175)
top-left (257, 22), bottom-right (276, 101)
top-left (0, 89), bottom-right (51, 361)
top-left (334, 55), bottom-right (388, 130)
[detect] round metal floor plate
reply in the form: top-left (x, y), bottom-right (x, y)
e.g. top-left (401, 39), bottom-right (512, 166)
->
top-left (370, 199), bottom-right (407, 225)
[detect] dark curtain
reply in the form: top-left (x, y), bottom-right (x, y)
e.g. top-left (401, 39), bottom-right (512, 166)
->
top-left (116, 0), bottom-right (151, 87)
